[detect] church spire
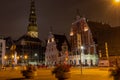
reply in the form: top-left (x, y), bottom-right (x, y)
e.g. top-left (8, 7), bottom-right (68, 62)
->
top-left (27, 0), bottom-right (38, 38)
top-left (76, 9), bottom-right (81, 20)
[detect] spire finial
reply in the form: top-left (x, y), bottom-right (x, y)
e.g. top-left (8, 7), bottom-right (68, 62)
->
top-left (75, 9), bottom-right (80, 20)
top-left (76, 8), bottom-right (80, 16)
top-left (49, 26), bottom-right (53, 34)
top-left (29, 0), bottom-right (37, 25)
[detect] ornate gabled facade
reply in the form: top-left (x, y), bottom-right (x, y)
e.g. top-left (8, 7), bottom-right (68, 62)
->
top-left (45, 32), bottom-right (71, 66)
top-left (15, 0), bottom-right (45, 65)
top-left (69, 12), bottom-right (98, 66)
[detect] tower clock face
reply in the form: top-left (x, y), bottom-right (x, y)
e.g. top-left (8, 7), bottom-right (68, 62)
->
top-left (33, 32), bottom-right (38, 37)
top-left (31, 32), bottom-right (35, 37)
top-left (28, 31), bottom-right (38, 38)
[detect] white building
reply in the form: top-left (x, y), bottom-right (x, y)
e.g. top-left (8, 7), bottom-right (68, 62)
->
top-left (45, 32), bottom-right (71, 66)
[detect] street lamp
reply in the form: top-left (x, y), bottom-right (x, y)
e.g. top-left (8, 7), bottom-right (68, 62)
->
top-left (24, 55), bottom-right (28, 65)
top-left (34, 53), bottom-right (38, 64)
top-left (81, 46), bottom-right (84, 50)
top-left (115, 0), bottom-right (120, 3)
top-left (4, 56), bottom-right (7, 65)
top-left (34, 53), bottom-right (38, 57)
top-left (4, 56), bottom-right (7, 60)
top-left (11, 54), bottom-right (15, 65)
top-left (17, 56), bottom-right (20, 60)
top-left (80, 46), bottom-right (84, 75)
top-left (11, 55), bottom-right (14, 59)
top-left (24, 55), bottom-right (28, 59)
top-left (113, 0), bottom-right (120, 6)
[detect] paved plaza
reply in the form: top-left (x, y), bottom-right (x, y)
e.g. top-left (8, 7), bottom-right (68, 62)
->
top-left (0, 67), bottom-right (113, 80)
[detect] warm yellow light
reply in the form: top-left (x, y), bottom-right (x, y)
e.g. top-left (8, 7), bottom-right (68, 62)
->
top-left (81, 46), bottom-right (84, 50)
top-left (70, 28), bottom-right (74, 36)
top-left (4, 56), bottom-right (7, 59)
top-left (113, 0), bottom-right (120, 5)
top-left (12, 55), bottom-right (14, 59)
top-left (52, 38), bottom-right (54, 42)
top-left (24, 55), bottom-right (28, 59)
top-left (17, 56), bottom-right (20, 60)
top-left (70, 32), bottom-right (74, 36)
top-left (84, 27), bottom-right (89, 32)
top-left (65, 57), bottom-right (68, 61)
top-left (115, 0), bottom-right (120, 3)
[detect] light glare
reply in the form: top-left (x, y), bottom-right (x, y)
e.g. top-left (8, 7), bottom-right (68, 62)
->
top-left (115, 0), bottom-right (120, 3)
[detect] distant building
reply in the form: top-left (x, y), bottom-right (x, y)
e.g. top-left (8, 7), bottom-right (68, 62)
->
top-left (3, 37), bottom-right (15, 65)
top-left (69, 11), bottom-right (98, 66)
top-left (87, 21), bottom-right (120, 57)
top-left (45, 32), bottom-right (71, 66)
top-left (4, 37), bottom-right (14, 55)
top-left (87, 20), bottom-right (120, 67)
top-left (0, 39), bottom-right (6, 65)
top-left (15, 0), bottom-right (45, 65)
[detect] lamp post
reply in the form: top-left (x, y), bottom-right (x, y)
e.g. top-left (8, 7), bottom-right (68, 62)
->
top-left (79, 46), bottom-right (84, 75)
top-left (24, 55), bottom-right (28, 65)
top-left (4, 55), bottom-right (7, 65)
top-left (16, 56), bottom-right (20, 64)
top-left (11, 54), bottom-right (14, 64)
top-left (11, 54), bottom-right (14, 59)
top-left (34, 53), bottom-right (38, 64)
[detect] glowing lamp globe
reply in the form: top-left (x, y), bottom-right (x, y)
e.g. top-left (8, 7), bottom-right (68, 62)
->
top-left (115, 0), bottom-right (120, 3)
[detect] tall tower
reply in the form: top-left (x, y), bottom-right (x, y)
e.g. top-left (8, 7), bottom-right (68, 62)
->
top-left (27, 0), bottom-right (38, 38)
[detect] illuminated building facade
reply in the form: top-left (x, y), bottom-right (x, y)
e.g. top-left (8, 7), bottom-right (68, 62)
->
top-left (45, 32), bottom-right (71, 66)
top-left (15, 0), bottom-right (45, 65)
top-left (69, 13), bottom-right (98, 66)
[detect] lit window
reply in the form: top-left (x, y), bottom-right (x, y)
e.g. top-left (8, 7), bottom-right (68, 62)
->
top-left (48, 40), bottom-right (50, 43)
top-left (32, 11), bottom-right (34, 14)
top-left (70, 32), bottom-right (74, 36)
top-left (84, 26), bottom-right (89, 31)
top-left (52, 38), bottom-right (54, 42)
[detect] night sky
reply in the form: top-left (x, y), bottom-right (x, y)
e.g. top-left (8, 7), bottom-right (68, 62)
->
top-left (0, 0), bottom-right (120, 40)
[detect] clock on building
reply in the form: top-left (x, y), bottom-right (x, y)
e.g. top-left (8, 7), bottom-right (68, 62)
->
top-left (28, 31), bottom-right (38, 38)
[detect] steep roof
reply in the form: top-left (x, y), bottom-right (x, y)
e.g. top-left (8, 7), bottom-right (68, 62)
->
top-left (4, 37), bottom-right (14, 49)
top-left (16, 34), bottom-right (42, 43)
top-left (87, 21), bottom-right (120, 56)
